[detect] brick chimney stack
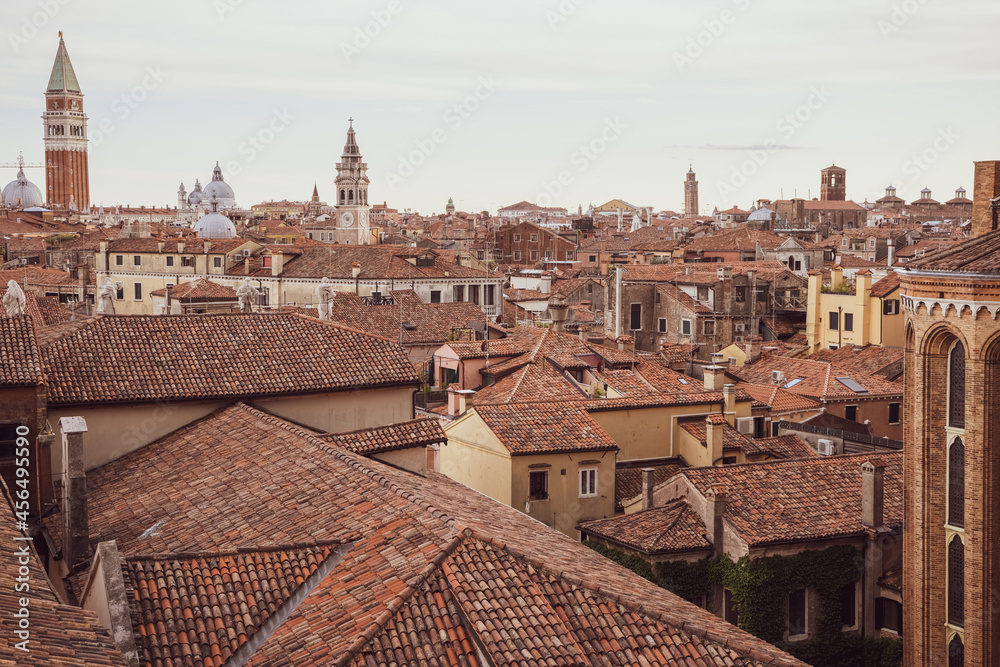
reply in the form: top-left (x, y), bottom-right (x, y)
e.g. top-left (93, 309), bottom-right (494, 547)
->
top-left (60, 416), bottom-right (91, 568)
top-left (862, 458), bottom-right (885, 528)
top-left (705, 485), bottom-right (727, 558)
top-left (641, 467), bottom-right (656, 511)
top-left (703, 364), bottom-right (726, 390)
top-left (722, 383), bottom-right (736, 426)
top-left (706, 413), bottom-right (726, 464)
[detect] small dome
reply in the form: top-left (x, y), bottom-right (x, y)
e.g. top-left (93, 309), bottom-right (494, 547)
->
top-left (193, 195), bottom-right (236, 239)
top-left (203, 164), bottom-right (235, 207)
top-left (187, 179), bottom-right (203, 205)
top-left (747, 206), bottom-right (783, 222)
top-left (2, 169), bottom-right (44, 208)
top-left (194, 211), bottom-right (236, 239)
top-left (921, 187), bottom-right (932, 194)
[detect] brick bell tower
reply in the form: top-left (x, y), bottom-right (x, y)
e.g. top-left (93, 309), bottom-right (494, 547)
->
top-left (820, 164), bottom-right (846, 201)
top-left (899, 159), bottom-right (1000, 666)
top-left (684, 165), bottom-right (699, 217)
top-left (43, 32), bottom-right (89, 210)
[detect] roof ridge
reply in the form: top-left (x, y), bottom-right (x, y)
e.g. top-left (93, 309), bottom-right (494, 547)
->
top-left (471, 531), bottom-right (804, 666)
top-left (325, 416), bottom-right (439, 438)
top-left (331, 530), bottom-right (469, 667)
top-left (124, 537), bottom-right (357, 561)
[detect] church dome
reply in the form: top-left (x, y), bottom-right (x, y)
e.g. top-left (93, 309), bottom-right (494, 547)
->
top-left (747, 206), bottom-right (784, 223)
top-left (193, 196), bottom-right (236, 239)
top-left (187, 179), bottom-right (204, 205)
top-left (2, 169), bottom-right (44, 208)
top-left (202, 162), bottom-right (235, 208)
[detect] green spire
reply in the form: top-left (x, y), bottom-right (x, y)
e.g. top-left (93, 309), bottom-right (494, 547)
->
top-left (47, 33), bottom-right (81, 93)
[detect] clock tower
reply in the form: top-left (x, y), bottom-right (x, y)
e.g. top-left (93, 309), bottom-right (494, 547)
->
top-left (333, 119), bottom-right (370, 244)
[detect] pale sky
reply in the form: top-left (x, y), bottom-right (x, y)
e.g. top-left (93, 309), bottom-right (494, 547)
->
top-left (2, 0), bottom-right (998, 216)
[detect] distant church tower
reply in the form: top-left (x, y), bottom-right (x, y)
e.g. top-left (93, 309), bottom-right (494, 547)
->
top-left (308, 183), bottom-right (322, 218)
top-left (684, 165), bottom-right (699, 216)
top-left (820, 164), bottom-right (846, 201)
top-left (333, 119), bottom-right (370, 245)
top-left (43, 33), bottom-right (89, 210)
top-left (900, 159), bottom-right (1000, 666)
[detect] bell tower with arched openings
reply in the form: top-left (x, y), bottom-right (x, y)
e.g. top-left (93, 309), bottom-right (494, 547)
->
top-left (899, 159), bottom-right (1000, 666)
top-left (333, 118), bottom-right (370, 245)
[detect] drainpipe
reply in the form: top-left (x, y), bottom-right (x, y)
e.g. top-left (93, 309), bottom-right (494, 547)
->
top-left (614, 265), bottom-right (622, 339)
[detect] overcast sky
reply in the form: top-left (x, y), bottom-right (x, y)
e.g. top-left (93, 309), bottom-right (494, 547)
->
top-left (2, 0), bottom-right (997, 215)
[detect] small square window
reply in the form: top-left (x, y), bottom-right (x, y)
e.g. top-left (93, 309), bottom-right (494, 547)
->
top-left (115, 255), bottom-right (124, 266)
top-left (530, 250), bottom-right (538, 261)
top-left (430, 290), bottom-right (441, 303)
top-left (788, 588), bottom-right (808, 639)
top-left (513, 251), bottom-right (522, 261)
top-left (530, 234), bottom-right (538, 242)
top-left (213, 257), bottom-right (222, 268)
top-left (845, 405), bottom-right (858, 421)
top-left (844, 313), bottom-right (854, 331)
top-left (681, 319), bottom-right (692, 336)
top-left (658, 318), bottom-right (667, 333)
top-left (829, 311), bottom-right (840, 330)
top-left (697, 286), bottom-right (709, 301)
top-left (589, 255), bottom-right (597, 262)
top-left (579, 468), bottom-right (597, 497)
top-left (704, 320), bottom-right (715, 335)
top-left (565, 251), bottom-right (574, 261)
top-left (166, 256), bottom-right (174, 267)
top-left (513, 233), bottom-right (521, 242)
top-left (133, 256), bottom-right (141, 266)
top-left (889, 403), bottom-right (901, 424)
top-left (629, 303), bottom-right (642, 331)
top-left (735, 286), bottom-right (747, 302)
top-left (133, 282), bottom-right (142, 301)
top-left (883, 299), bottom-right (900, 315)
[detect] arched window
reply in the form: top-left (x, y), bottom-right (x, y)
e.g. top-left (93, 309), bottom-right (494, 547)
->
top-left (348, 190), bottom-right (354, 202)
top-left (949, 634), bottom-right (964, 666)
top-left (340, 189), bottom-right (346, 204)
top-left (948, 535), bottom-right (964, 628)
top-left (949, 437), bottom-right (964, 528)
top-left (949, 341), bottom-right (965, 428)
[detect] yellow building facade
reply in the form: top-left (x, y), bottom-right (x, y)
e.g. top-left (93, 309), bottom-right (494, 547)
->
top-left (806, 268), bottom-right (904, 353)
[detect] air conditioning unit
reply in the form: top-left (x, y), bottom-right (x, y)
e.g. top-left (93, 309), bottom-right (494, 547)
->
top-left (734, 336), bottom-right (745, 343)
top-left (736, 417), bottom-right (754, 435)
top-left (817, 438), bottom-right (835, 456)
top-left (243, 249), bottom-right (252, 257)
top-left (735, 323), bottom-right (746, 333)
top-left (772, 370), bottom-right (785, 384)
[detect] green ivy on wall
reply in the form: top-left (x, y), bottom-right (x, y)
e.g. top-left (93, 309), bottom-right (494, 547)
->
top-left (583, 541), bottom-right (902, 667)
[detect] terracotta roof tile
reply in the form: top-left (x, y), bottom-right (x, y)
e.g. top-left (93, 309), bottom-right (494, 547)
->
top-left (324, 417), bottom-right (446, 456)
top-left (615, 459), bottom-right (688, 511)
top-left (148, 278), bottom-right (237, 301)
top-left (471, 402), bottom-right (619, 455)
top-left (681, 453), bottom-right (903, 545)
top-left (580, 498), bottom-right (711, 554)
top-left (40, 313), bottom-right (418, 405)
top-left (732, 357), bottom-right (902, 400)
top-left (72, 403), bottom-right (806, 667)
top-left (0, 480), bottom-right (127, 666)
top-left (0, 315), bottom-right (44, 386)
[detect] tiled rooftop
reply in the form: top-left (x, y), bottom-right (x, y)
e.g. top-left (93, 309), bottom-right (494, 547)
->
top-left (580, 498), bottom-right (712, 554)
top-left (681, 452), bottom-right (903, 546)
top-left (70, 403), bottom-right (803, 666)
top-left (615, 459), bottom-right (688, 511)
top-left (732, 356), bottom-right (902, 400)
top-left (0, 481), bottom-right (126, 666)
top-left (148, 278), bottom-right (237, 301)
top-left (40, 313), bottom-right (418, 405)
top-left (736, 382), bottom-right (822, 414)
top-left (323, 417), bottom-right (446, 456)
top-left (471, 402), bottom-right (619, 455)
top-left (0, 315), bottom-right (44, 387)
top-left (904, 228), bottom-right (1000, 273)
top-left (328, 290), bottom-right (486, 345)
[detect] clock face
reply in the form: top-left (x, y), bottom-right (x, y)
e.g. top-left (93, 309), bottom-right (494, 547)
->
top-left (341, 211), bottom-right (355, 227)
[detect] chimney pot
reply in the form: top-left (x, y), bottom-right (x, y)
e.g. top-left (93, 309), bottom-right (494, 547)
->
top-left (59, 417), bottom-right (91, 568)
top-left (862, 459), bottom-right (885, 528)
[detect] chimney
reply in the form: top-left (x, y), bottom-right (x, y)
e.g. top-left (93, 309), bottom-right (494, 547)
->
top-left (60, 416), bottom-right (91, 568)
top-left (703, 364), bottom-right (726, 390)
top-left (855, 269), bottom-right (873, 303)
top-left (706, 413), bottom-right (726, 464)
top-left (157, 240), bottom-right (164, 253)
top-left (271, 252), bottom-right (284, 277)
top-left (164, 284), bottom-right (172, 315)
top-left (548, 293), bottom-right (569, 332)
top-left (352, 262), bottom-right (361, 279)
top-left (638, 467), bottom-right (657, 511)
top-left (722, 383), bottom-right (736, 425)
top-left (177, 241), bottom-right (185, 254)
top-left (77, 264), bottom-right (88, 304)
top-left (540, 272), bottom-right (553, 295)
top-left (203, 240), bottom-right (212, 255)
top-left (98, 240), bottom-right (109, 272)
top-left (705, 485), bottom-right (727, 558)
top-left (830, 265), bottom-right (844, 291)
top-left (447, 385), bottom-right (474, 417)
top-left (886, 238), bottom-right (895, 267)
top-left (972, 160), bottom-right (1000, 238)
top-left (862, 459), bottom-right (885, 528)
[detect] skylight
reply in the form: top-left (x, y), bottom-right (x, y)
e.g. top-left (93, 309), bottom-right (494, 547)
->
top-left (783, 377), bottom-right (804, 388)
top-left (836, 376), bottom-right (869, 393)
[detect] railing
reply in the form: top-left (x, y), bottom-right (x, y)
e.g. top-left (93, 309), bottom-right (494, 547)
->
top-left (414, 391), bottom-right (448, 411)
top-left (362, 294), bottom-right (395, 306)
top-left (772, 295), bottom-right (807, 311)
top-left (775, 420), bottom-right (903, 450)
